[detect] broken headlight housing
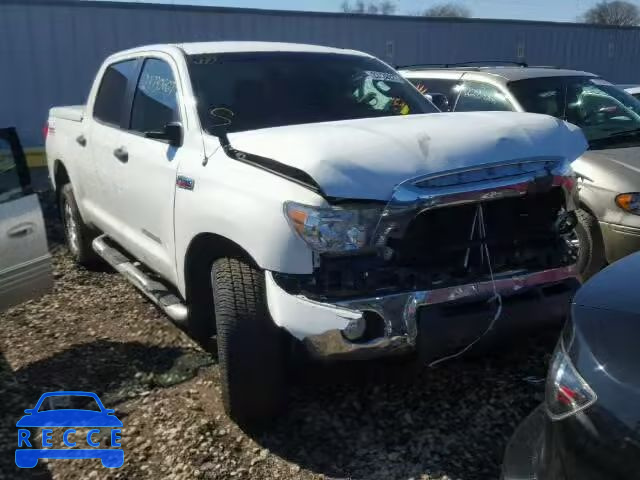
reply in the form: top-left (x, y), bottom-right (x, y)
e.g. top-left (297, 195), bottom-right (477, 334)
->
top-left (284, 201), bottom-right (383, 254)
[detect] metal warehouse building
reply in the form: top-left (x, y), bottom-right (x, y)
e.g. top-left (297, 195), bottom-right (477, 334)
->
top-left (3, 0), bottom-right (640, 151)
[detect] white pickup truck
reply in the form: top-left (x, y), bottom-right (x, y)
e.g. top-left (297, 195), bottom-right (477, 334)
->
top-left (47, 41), bottom-right (587, 425)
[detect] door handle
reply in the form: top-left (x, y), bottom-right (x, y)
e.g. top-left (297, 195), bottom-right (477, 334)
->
top-left (76, 134), bottom-right (87, 147)
top-left (8, 223), bottom-right (34, 238)
top-left (113, 147), bottom-right (128, 163)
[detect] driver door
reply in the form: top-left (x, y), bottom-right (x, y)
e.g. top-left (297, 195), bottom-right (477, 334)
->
top-left (0, 128), bottom-right (52, 311)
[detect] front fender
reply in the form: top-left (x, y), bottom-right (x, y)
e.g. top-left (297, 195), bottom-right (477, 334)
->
top-left (174, 153), bottom-right (325, 296)
top-left (573, 156), bottom-right (624, 224)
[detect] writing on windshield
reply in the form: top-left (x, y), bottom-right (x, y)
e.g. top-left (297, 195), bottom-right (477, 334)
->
top-left (187, 52), bottom-right (436, 134)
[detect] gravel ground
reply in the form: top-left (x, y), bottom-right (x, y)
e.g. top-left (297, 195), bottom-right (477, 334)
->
top-left (0, 189), bottom-right (558, 480)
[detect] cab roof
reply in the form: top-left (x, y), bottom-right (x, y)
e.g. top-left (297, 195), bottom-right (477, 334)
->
top-left (114, 41), bottom-right (369, 58)
top-left (400, 66), bottom-right (597, 83)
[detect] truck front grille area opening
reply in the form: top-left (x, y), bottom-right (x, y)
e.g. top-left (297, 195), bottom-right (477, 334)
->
top-left (391, 187), bottom-right (572, 281)
top-left (276, 187), bottom-right (575, 300)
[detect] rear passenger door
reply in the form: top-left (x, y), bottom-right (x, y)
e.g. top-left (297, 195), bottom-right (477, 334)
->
top-left (87, 58), bottom-right (141, 235)
top-left (0, 128), bottom-right (52, 311)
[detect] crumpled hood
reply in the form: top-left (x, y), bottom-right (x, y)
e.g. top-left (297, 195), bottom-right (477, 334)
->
top-left (216, 112), bottom-right (587, 200)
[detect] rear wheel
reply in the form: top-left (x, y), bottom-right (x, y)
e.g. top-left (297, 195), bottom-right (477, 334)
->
top-left (60, 184), bottom-right (100, 267)
top-left (212, 257), bottom-right (287, 427)
top-left (574, 209), bottom-right (606, 282)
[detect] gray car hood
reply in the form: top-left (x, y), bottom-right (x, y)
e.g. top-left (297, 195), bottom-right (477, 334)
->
top-left (210, 112), bottom-right (587, 200)
top-left (573, 146), bottom-right (640, 192)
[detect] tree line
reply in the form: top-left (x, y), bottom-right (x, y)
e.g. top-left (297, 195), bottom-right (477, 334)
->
top-left (340, 1), bottom-right (471, 17)
top-left (340, 1), bottom-right (640, 26)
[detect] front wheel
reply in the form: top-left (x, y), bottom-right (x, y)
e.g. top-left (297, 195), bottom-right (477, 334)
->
top-left (212, 257), bottom-right (287, 427)
top-left (574, 209), bottom-right (607, 282)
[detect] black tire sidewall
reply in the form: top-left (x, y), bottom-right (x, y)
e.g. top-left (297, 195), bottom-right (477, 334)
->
top-left (212, 257), bottom-right (287, 426)
top-left (575, 209), bottom-right (606, 281)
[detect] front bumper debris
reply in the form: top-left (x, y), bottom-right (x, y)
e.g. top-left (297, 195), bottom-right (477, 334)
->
top-left (265, 266), bottom-right (578, 361)
top-left (502, 404), bottom-right (547, 480)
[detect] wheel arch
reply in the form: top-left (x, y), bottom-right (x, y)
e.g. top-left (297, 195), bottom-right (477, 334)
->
top-left (577, 199), bottom-right (607, 252)
top-left (183, 232), bottom-right (258, 338)
top-left (53, 159), bottom-right (70, 202)
top-left (578, 199), bottom-right (597, 218)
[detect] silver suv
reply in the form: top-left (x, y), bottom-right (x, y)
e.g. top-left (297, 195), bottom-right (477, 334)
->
top-left (400, 63), bottom-right (640, 280)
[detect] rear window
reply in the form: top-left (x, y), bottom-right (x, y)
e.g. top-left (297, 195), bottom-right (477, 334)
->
top-left (187, 52), bottom-right (437, 134)
top-left (93, 59), bottom-right (138, 126)
top-left (455, 81), bottom-right (514, 112)
top-left (407, 77), bottom-right (460, 106)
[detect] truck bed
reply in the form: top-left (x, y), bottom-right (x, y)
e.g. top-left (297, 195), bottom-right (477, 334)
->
top-left (50, 105), bottom-right (85, 122)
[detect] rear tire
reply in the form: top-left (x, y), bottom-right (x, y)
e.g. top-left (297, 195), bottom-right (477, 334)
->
top-left (212, 257), bottom-right (287, 427)
top-left (575, 209), bottom-right (606, 282)
top-left (60, 184), bottom-right (100, 267)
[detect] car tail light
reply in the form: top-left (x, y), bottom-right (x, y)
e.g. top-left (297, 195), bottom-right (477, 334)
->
top-left (43, 122), bottom-right (49, 140)
top-left (545, 341), bottom-right (597, 421)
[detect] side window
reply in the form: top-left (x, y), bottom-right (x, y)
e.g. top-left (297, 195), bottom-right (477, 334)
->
top-left (130, 58), bottom-right (179, 134)
top-left (455, 81), bottom-right (514, 112)
top-left (0, 129), bottom-right (29, 204)
top-left (0, 139), bottom-right (21, 204)
top-left (93, 60), bottom-right (139, 126)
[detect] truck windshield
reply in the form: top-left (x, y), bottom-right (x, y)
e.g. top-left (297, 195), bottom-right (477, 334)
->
top-left (509, 76), bottom-right (640, 149)
top-left (187, 52), bottom-right (437, 134)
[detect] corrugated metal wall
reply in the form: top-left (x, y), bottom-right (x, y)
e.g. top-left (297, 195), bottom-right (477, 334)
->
top-left (3, 0), bottom-right (640, 147)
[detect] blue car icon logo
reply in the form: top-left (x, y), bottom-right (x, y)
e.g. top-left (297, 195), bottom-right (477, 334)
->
top-left (16, 391), bottom-right (123, 468)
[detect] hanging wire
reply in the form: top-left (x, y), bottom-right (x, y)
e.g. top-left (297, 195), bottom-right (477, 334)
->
top-left (429, 203), bottom-right (503, 368)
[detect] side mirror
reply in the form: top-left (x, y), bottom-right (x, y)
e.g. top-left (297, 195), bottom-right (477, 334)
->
top-left (24, 409), bottom-right (34, 414)
top-left (429, 93), bottom-right (451, 112)
top-left (105, 409), bottom-right (115, 415)
top-left (145, 122), bottom-right (183, 147)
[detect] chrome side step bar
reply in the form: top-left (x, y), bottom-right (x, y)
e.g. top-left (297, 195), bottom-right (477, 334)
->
top-left (92, 235), bottom-right (188, 326)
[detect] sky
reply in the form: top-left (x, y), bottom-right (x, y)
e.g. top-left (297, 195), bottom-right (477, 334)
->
top-left (100, 0), bottom-right (617, 23)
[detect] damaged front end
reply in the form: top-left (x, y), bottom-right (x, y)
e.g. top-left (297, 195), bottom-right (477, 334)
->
top-left (269, 158), bottom-right (581, 360)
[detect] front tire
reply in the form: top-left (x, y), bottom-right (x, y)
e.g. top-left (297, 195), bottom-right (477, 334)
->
top-left (60, 184), bottom-right (100, 267)
top-left (575, 209), bottom-right (606, 282)
top-left (212, 257), bottom-right (287, 427)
